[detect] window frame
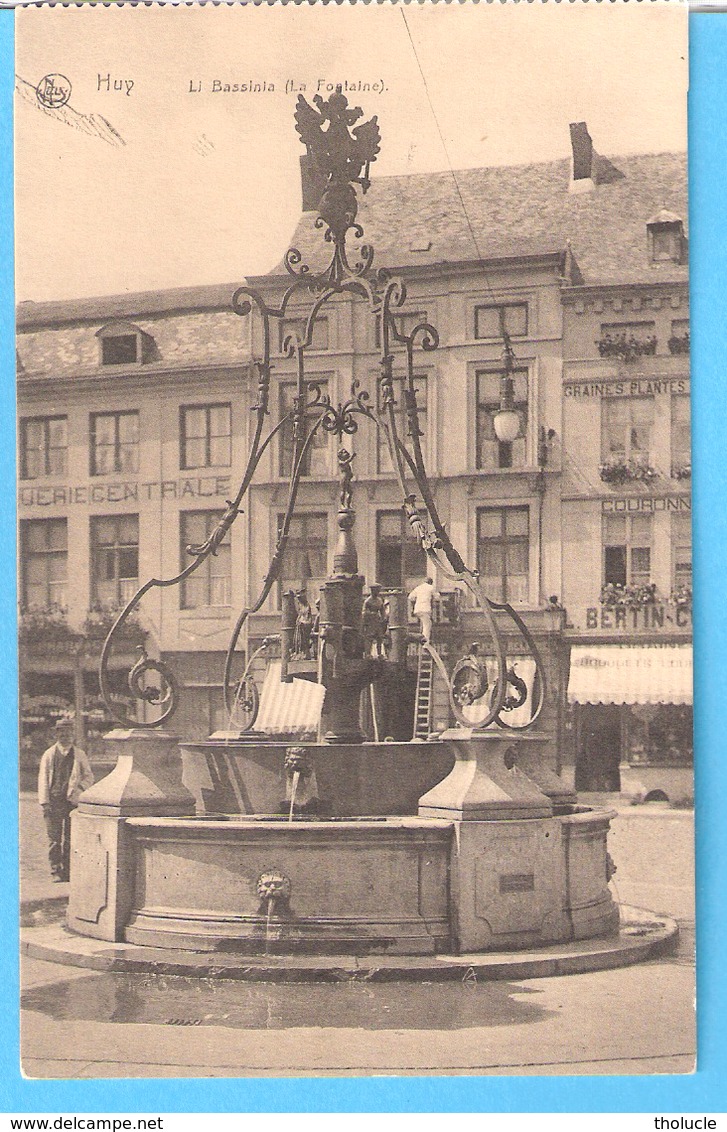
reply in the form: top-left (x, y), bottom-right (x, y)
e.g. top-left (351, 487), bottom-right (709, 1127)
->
top-left (276, 510), bottom-right (329, 606)
top-left (476, 506), bottom-right (530, 605)
top-left (671, 513), bottom-right (692, 590)
top-left (180, 510), bottom-right (231, 610)
top-left (599, 320), bottom-right (657, 339)
top-left (375, 509), bottom-right (428, 592)
top-left (278, 316), bottom-right (329, 355)
top-left (90, 410), bottom-right (140, 477)
top-left (648, 223), bottom-right (684, 265)
top-left (278, 380), bottom-right (333, 479)
top-left (602, 513), bottom-right (653, 589)
top-left (374, 309), bottom-right (429, 351)
top-left (180, 402), bottom-right (232, 471)
top-left (601, 396), bottom-right (655, 467)
top-left (96, 322), bottom-right (150, 367)
top-left (475, 366), bottom-right (529, 470)
top-left (90, 513), bottom-right (140, 609)
top-left (20, 414), bottom-right (68, 480)
top-left (20, 517), bottom-right (68, 611)
top-left (670, 393), bottom-right (691, 474)
top-left (376, 371), bottom-right (429, 475)
top-left (474, 301), bottom-right (528, 342)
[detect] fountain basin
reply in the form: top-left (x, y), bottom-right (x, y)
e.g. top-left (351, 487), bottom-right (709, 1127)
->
top-left (180, 739), bottom-right (455, 818)
top-left (112, 816), bottom-right (453, 955)
top-left (67, 729), bottom-right (619, 956)
top-left (68, 806), bottom-right (618, 954)
top-left (561, 806), bottom-right (620, 939)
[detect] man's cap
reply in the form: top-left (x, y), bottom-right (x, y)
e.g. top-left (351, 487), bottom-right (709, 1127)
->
top-left (54, 716), bottom-right (74, 730)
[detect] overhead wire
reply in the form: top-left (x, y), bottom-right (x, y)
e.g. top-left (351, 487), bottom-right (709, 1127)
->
top-left (400, 7), bottom-right (504, 310)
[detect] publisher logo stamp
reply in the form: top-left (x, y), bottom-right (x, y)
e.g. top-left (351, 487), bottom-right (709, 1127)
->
top-left (36, 74), bottom-right (72, 109)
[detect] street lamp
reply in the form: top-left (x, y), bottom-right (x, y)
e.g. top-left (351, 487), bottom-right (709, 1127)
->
top-left (492, 318), bottom-right (522, 444)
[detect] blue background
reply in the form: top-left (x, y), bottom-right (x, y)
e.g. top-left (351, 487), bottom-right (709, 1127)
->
top-left (1, 7), bottom-right (724, 1114)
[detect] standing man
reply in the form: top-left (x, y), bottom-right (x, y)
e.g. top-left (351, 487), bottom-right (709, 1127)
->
top-left (37, 716), bottom-right (94, 883)
top-left (408, 576), bottom-right (436, 644)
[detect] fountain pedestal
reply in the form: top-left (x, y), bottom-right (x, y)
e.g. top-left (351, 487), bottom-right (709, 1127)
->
top-left (67, 729), bottom-right (195, 942)
top-left (419, 731), bottom-right (617, 952)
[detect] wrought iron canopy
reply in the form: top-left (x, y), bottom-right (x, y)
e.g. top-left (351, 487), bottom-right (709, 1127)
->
top-left (100, 87), bottom-right (546, 734)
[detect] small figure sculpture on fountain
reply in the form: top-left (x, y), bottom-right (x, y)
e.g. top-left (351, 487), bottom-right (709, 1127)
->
top-left (338, 446), bottom-right (355, 510)
top-left (362, 584), bottom-right (389, 659)
top-left (292, 589), bottom-right (314, 660)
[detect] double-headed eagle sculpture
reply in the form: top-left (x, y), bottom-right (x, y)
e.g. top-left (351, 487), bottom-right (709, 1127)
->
top-left (294, 87), bottom-right (381, 240)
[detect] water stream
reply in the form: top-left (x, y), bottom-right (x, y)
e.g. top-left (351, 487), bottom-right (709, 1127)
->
top-left (288, 770), bottom-right (301, 823)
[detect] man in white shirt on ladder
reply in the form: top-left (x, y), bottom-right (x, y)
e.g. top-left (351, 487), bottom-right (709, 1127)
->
top-left (408, 576), bottom-right (436, 644)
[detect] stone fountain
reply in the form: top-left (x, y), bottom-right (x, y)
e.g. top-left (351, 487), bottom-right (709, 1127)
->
top-left (66, 89), bottom-right (620, 962)
top-left (67, 466), bottom-right (617, 957)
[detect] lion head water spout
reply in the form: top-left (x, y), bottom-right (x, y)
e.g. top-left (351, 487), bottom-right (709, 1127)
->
top-left (284, 746), bottom-right (316, 821)
top-left (256, 871), bottom-right (291, 951)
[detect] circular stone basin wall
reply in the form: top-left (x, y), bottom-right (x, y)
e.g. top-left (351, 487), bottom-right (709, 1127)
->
top-left (68, 806), bottom-right (618, 956)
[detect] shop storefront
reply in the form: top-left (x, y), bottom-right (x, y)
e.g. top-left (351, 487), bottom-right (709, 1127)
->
top-left (566, 643), bottom-right (693, 801)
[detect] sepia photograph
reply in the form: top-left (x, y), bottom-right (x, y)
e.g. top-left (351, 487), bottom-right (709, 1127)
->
top-left (15, 0), bottom-right (695, 1080)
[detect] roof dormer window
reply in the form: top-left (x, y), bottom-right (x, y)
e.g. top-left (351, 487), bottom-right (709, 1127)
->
top-left (646, 209), bottom-right (685, 265)
top-left (96, 321), bottom-right (153, 366)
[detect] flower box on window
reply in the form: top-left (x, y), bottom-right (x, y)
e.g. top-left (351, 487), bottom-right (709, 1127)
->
top-left (83, 605), bottom-right (147, 644)
top-left (668, 332), bottom-right (690, 356)
top-left (600, 582), bottom-right (659, 610)
top-left (671, 463), bottom-right (691, 481)
top-left (595, 333), bottom-right (658, 362)
top-left (599, 460), bottom-right (658, 486)
top-left (19, 606), bottom-right (79, 645)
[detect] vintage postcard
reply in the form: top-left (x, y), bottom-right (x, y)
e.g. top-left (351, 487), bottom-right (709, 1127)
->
top-left (15, 1), bottom-right (695, 1083)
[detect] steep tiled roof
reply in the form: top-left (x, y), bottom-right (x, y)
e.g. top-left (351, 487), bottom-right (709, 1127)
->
top-left (271, 152), bottom-right (688, 287)
top-left (17, 282), bottom-right (243, 329)
top-left (17, 152), bottom-right (687, 328)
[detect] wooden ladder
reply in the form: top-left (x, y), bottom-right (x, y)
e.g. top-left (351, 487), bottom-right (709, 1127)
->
top-left (413, 644), bottom-right (435, 739)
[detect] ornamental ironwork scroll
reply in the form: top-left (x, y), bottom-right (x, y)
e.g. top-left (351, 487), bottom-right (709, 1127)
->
top-left (100, 86), bottom-right (545, 733)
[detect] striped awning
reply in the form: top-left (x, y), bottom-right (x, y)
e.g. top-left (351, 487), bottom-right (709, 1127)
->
top-left (255, 661), bottom-right (326, 735)
top-left (568, 645), bottom-right (692, 706)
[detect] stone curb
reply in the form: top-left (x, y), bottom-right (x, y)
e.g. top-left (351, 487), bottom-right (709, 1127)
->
top-left (21, 904), bottom-right (679, 983)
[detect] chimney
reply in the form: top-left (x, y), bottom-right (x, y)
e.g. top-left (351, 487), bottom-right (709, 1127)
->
top-left (300, 154), bottom-right (327, 214)
top-left (569, 122), bottom-right (596, 194)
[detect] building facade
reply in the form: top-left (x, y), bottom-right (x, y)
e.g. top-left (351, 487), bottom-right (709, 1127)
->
top-left (17, 285), bottom-right (253, 764)
top-left (17, 125), bottom-right (691, 795)
top-left (560, 250), bottom-right (691, 796)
